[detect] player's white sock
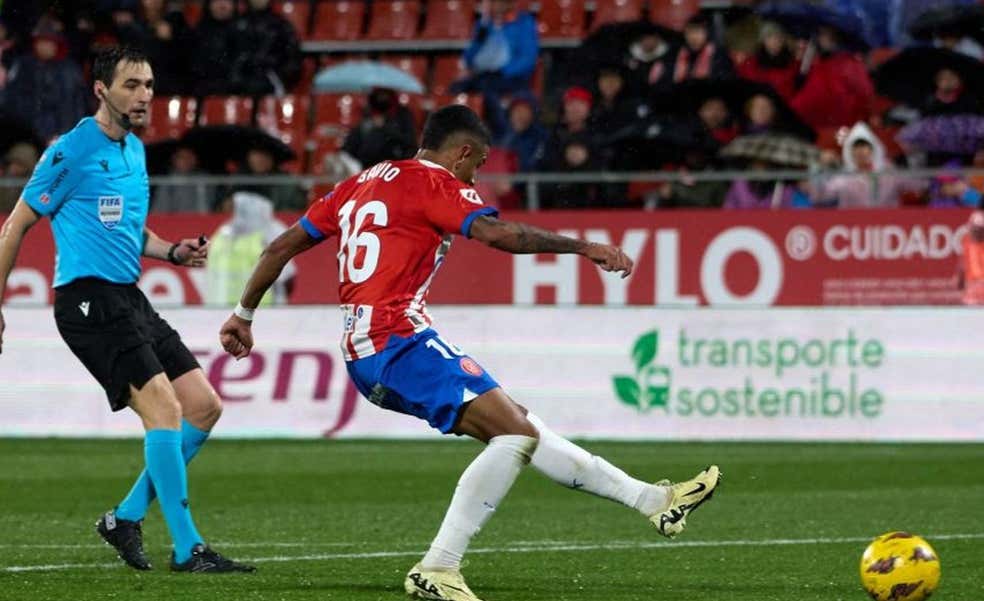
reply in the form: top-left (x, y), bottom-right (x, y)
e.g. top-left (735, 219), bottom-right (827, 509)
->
top-left (420, 434), bottom-right (537, 571)
top-left (526, 412), bottom-right (669, 516)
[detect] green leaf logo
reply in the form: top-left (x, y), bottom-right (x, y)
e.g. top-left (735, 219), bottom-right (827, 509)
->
top-left (614, 330), bottom-right (670, 413)
top-left (632, 330), bottom-right (658, 372)
top-left (613, 376), bottom-right (641, 408)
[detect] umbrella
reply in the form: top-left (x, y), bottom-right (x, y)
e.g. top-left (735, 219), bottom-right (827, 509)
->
top-left (600, 116), bottom-right (720, 170)
top-left (574, 20), bottom-right (681, 72)
top-left (314, 61), bottom-right (425, 94)
top-left (757, 0), bottom-right (873, 50)
top-left (652, 78), bottom-right (816, 141)
top-left (897, 115), bottom-right (984, 155)
top-left (177, 126), bottom-right (296, 174)
top-left (720, 134), bottom-right (820, 168)
top-left (908, 4), bottom-right (984, 41)
top-left (873, 47), bottom-right (984, 106)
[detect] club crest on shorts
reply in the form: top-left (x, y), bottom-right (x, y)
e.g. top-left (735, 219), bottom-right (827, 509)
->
top-left (459, 357), bottom-right (484, 376)
top-left (98, 195), bottom-right (124, 230)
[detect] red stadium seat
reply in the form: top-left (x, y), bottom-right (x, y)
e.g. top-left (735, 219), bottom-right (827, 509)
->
top-left (431, 54), bottom-right (467, 96)
top-left (312, 93), bottom-right (364, 151)
top-left (421, 0), bottom-right (476, 39)
top-left (140, 96), bottom-right (198, 143)
top-left (312, 0), bottom-right (366, 41)
top-left (537, 0), bottom-right (586, 39)
top-left (379, 55), bottom-right (429, 88)
top-left (294, 56), bottom-right (318, 95)
top-left (257, 95), bottom-right (311, 148)
top-left (366, 0), bottom-right (421, 40)
top-left (591, 0), bottom-right (642, 30)
top-left (649, 0), bottom-right (699, 31)
top-left (198, 96), bottom-right (255, 126)
top-left (272, 0), bottom-right (311, 39)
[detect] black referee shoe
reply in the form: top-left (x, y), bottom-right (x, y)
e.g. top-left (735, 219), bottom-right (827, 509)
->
top-left (170, 544), bottom-right (256, 573)
top-left (95, 510), bottom-right (151, 571)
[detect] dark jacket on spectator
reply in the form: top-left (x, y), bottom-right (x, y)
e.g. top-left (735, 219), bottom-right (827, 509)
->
top-left (3, 34), bottom-right (87, 141)
top-left (921, 90), bottom-right (982, 117)
top-left (191, 1), bottom-right (241, 95)
top-left (342, 105), bottom-right (417, 169)
top-left (233, 6), bottom-right (303, 95)
top-left (669, 43), bottom-right (733, 83)
top-left (116, 9), bottom-right (193, 95)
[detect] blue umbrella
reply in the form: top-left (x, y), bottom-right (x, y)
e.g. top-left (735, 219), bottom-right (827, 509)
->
top-left (314, 61), bottom-right (425, 94)
top-left (758, 0), bottom-right (874, 50)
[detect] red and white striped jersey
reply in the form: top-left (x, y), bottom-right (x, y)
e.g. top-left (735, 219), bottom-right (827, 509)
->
top-left (300, 159), bottom-right (498, 360)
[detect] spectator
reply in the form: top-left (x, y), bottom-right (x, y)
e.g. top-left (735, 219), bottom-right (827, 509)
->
top-left (453, 0), bottom-right (539, 101)
top-left (957, 210), bottom-right (984, 304)
top-left (191, 0), bottom-right (241, 96)
top-left (791, 26), bottom-right (875, 130)
top-left (927, 161), bottom-right (982, 207)
top-left (741, 94), bottom-right (779, 135)
top-left (0, 141), bottom-right (38, 212)
top-left (737, 22), bottom-right (798, 101)
top-left (544, 86), bottom-right (593, 168)
top-left (3, 27), bottom-right (88, 143)
top-left (115, 0), bottom-right (193, 95)
top-left (238, 144), bottom-right (307, 211)
top-left (724, 162), bottom-right (797, 209)
top-left (340, 87), bottom-right (417, 171)
top-left (655, 147), bottom-right (727, 209)
top-left (496, 94), bottom-right (547, 172)
top-left (622, 27), bottom-right (676, 96)
top-left (696, 96), bottom-right (738, 145)
top-left (542, 134), bottom-right (607, 208)
top-left (670, 14), bottom-right (734, 84)
top-left (207, 191), bottom-right (296, 305)
top-left (234, 0), bottom-right (303, 95)
top-left (921, 67), bottom-right (981, 116)
top-left (810, 122), bottom-right (925, 208)
top-left (590, 65), bottom-right (642, 167)
top-left (151, 144), bottom-right (216, 213)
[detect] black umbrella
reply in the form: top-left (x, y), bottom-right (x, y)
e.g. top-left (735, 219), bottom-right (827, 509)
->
top-left (909, 4), bottom-right (984, 42)
top-left (145, 127), bottom-right (298, 175)
top-left (601, 117), bottom-right (720, 170)
top-left (756, 0), bottom-right (874, 50)
top-left (572, 20), bottom-right (681, 81)
top-left (652, 78), bottom-right (816, 141)
top-left (874, 47), bottom-right (984, 106)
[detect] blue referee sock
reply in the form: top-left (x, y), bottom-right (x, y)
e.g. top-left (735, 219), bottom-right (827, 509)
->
top-left (116, 420), bottom-right (210, 522)
top-left (144, 429), bottom-right (204, 563)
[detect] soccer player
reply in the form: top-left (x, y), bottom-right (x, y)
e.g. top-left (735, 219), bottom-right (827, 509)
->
top-left (219, 105), bottom-right (719, 600)
top-left (0, 46), bottom-right (252, 573)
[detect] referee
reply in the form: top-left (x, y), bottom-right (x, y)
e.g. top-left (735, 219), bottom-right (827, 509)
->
top-left (0, 46), bottom-right (252, 573)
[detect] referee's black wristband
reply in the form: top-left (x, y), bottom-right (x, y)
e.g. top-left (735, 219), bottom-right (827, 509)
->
top-left (166, 243), bottom-right (181, 265)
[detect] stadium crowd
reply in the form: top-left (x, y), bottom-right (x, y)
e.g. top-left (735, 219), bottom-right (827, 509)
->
top-left (1, 0), bottom-right (984, 211)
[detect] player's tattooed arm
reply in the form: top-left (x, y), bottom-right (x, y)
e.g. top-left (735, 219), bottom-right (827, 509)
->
top-left (469, 215), bottom-right (588, 254)
top-left (469, 215), bottom-right (633, 278)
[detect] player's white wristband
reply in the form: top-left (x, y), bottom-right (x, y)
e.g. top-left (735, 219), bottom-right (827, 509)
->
top-left (233, 303), bottom-right (255, 322)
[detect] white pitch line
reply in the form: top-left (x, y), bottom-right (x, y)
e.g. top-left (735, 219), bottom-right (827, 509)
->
top-left (3, 533), bottom-right (982, 573)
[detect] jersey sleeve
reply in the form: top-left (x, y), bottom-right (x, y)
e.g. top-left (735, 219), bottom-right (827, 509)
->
top-left (20, 138), bottom-right (85, 216)
top-left (299, 190), bottom-right (341, 240)
top-left (423, 179), bottom-right (499, 237)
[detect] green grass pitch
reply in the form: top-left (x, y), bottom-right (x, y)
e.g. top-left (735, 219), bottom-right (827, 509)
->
top-left (1, 439), bottom-right (982, 600)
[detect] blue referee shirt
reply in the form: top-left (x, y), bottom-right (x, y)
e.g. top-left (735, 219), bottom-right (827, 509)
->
top-left (21, 117), bottom-right (149, 287)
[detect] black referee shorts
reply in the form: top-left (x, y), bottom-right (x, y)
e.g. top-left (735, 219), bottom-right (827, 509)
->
top-left (53, 277), bottom-right (201, 412)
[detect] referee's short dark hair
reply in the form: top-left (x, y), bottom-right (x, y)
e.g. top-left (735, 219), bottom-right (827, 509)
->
top-left (420, 105), bottom-right (491, 151)
top-left (93, 46), bottom-right (151, 87)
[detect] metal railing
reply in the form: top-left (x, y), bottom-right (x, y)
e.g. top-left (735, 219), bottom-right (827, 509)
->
top-left (2, 167), bottom-right (982, 212)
